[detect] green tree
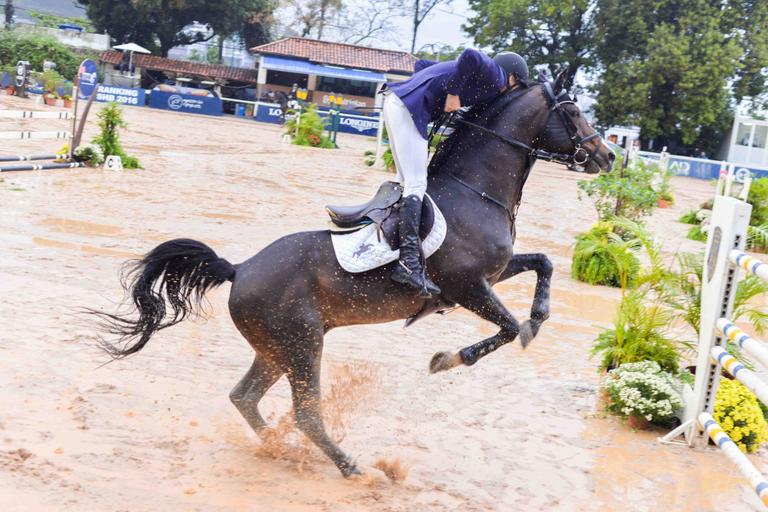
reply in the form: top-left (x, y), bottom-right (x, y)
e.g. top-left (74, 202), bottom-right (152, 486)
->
top-left (592, 0), bottom-right (768, 153)
top-left (0, 31), bottom-right (84, 79)
top-left (77, 0), bottom-right (275, 57)
top-left (463, 0), bottom-right (595, 89)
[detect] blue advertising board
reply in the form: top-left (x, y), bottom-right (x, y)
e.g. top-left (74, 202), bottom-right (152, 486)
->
top-left (254, 103), bottom-right (380, 137)
top-left (77, 59), bottom-right (98, 99)
top-left (94, 85), bottom-right (146, 106)
top-left (639, 151), bottom-right (768, 180)
top-left (149, 89), bottom-right (222, 116)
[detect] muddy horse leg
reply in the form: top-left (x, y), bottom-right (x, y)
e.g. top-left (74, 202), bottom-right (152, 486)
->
top-left (230, 354), bottom-right (284, 432)
top-left (430, 281), bottom-right (523, 373)
top-left (286, 328), bottom-right (360, 478)
top-left (498, 253), bottom-right (553, 341)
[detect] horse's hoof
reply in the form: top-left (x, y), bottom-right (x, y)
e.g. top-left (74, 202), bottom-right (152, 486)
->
top-left (429, 351), bottom-right (462, 374)
top-left (341, 463), bottom-right (362, 478)
top-left (518, 320), bottom-right (535, 349)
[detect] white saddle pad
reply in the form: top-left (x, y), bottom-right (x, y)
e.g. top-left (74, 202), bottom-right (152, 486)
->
top-left (330, 194), bottom-right (447, 273)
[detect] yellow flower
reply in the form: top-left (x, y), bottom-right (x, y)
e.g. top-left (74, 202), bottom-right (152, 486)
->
top-left (714, 379), bottom-right (768, 453)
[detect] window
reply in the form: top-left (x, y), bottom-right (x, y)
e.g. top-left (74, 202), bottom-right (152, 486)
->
top-left (753, 125), bottom-right (767, 149)
top-left (265, 70), bottom-right (308, 88)
top-left (736, 122), bottom-right (753, 146)
top-left (316, 76), bottom-right (377, 97)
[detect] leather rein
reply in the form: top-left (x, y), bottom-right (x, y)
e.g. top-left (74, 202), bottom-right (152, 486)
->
top-left (441, 82), bottom-right (601, 223)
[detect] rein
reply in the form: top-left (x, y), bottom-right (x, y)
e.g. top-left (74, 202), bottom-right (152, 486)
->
top-left (439, 82), bottom-right (597, 222)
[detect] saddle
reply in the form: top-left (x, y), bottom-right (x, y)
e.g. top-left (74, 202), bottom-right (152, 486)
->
top-left (326, 181), bottom-right (435, 250)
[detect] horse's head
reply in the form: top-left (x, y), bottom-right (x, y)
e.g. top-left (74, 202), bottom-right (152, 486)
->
top-left (536, 72), bottom-right (615, 174)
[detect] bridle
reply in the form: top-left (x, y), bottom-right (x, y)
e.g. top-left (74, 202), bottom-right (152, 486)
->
top-left (539, 81), bottom-right (601, 166)
top-left (445, 82), bottom-right (602, 167)
top-left (436, 82), bottom-right (602, 223)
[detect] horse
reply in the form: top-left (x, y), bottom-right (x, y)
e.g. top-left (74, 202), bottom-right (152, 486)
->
top-left (90, 71), bottom-right (615, 477)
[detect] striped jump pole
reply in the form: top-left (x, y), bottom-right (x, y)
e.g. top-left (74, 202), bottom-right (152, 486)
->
top-left (699, 412), bottom-right (768, 507)
top-left (0, 162), bottom-right (84, 172)
top-left (730, 250), bottom-right (768, 282)
top-left (710, 346), bottom-right (768, 405)
top-left (0, 154), bottom-right (62, 163)
top-left (718, 319), bottom-right (768, 369)
top-left (0, 131), bottom-right (71, 140)
top-left (0, 110), bottom-right (72, 119)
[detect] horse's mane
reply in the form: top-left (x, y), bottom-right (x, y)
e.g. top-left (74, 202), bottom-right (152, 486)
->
top-left (428, 81), bottom-right (539, 174)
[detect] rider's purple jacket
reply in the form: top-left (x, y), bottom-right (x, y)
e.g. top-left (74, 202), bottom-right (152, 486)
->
top-left (386, 48), bottom-right (506, 139)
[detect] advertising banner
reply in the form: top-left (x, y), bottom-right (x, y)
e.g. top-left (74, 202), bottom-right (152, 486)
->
top-left (640, 151), bottom-right (768, 180)
top-left (94, 85), bottom-right (146, 106)
top-left (253, 103), bottom-right (380, 137)
top-left (77, 59), bottom-right (98, 99)
top-left (149, 88), bottom-right (222, 116)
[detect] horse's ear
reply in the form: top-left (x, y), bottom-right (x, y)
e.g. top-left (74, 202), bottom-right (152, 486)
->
top-left (553, 69), bottom-right (568, 94)
top-left (573, 93), bottom-right (579, 103)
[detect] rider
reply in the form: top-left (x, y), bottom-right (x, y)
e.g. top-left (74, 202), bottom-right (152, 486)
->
top-left (383, 49), bottom-right (529, 298)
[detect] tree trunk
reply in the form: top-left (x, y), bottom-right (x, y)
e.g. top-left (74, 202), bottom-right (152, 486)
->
top-left (4, 0), bottom-right (14, 29)
top-left (410, 0), bottom-right (420, 53)
top-left (218, 35), bottom-right (225, 65)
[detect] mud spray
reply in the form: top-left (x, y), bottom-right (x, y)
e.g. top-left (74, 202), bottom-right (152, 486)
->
top-left (254, 361), bottom-right (412, 479)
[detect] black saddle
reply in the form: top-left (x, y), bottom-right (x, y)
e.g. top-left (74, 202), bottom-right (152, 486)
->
top-left (326, 181), bottom-right (435, 250)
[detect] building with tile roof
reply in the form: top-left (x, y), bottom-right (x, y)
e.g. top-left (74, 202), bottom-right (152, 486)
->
top-left (249, 38), bottom-right (416, 111)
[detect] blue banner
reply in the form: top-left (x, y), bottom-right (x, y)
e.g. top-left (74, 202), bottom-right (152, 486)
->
top-left (255, 103), bottom-right (285, 124)
top-left (149, 89), bottom-right (222, 116)
top-left (94, 85), bottom-right (146, 106)
top-left (77, 59), bottom-right (98, 99)
top-left (253, 103), bottom-right (380, 136)
top-left (639, 151), bottom-right (768, 181)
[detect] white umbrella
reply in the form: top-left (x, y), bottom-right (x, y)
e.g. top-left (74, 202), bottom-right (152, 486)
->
top-left (112, 42), bottom-right (151, 54)
top-left (112, 43), bottom-right (151, 78)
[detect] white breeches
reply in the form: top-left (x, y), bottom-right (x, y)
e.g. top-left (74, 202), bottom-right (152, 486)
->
top-left (382, 93), bottom-right (429, 199)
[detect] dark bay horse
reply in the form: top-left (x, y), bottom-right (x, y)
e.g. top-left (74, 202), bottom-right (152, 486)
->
top-left (92, 73), bottom-right (614, 477)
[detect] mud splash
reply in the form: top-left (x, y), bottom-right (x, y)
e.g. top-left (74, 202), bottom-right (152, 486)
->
top-left (254, 361), bottom-right (381, 472)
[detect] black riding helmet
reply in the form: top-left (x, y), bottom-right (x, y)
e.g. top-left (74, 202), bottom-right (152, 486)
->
top-left (493, 52), bottom-right (529, 82)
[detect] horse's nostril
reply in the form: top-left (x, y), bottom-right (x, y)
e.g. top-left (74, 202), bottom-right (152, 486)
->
top-left (608, 151), bottom-right (616, 163)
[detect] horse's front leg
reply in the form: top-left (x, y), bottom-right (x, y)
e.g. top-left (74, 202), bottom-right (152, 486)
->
top-left (498, 253), bottom-right (553, 342)
top-left (430, 280), bottom-right (523, 373)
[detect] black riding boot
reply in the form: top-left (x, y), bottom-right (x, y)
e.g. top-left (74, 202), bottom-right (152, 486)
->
top-left (391, 195), bottom-right (441, 298)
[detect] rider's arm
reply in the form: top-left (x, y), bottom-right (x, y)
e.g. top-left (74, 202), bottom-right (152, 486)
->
top-left (445, 48), bottom-right (489, 95)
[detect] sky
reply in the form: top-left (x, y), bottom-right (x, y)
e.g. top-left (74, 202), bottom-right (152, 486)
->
top-left (14, 0), bottom-right (476, 54)
top-left (395, 0), bottom-right (474, 52)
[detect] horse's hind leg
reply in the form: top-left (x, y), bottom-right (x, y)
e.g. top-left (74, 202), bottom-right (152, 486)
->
top-left (230, 354), bottom-right (283, 432)
top-left (286, 330), bottom-right (360, 478)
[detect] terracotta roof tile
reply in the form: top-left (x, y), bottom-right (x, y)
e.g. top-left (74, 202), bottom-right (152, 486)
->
top-left (99, 50), bottom-right (259, 83)
top-left (250, 38), bottom-right (416, 75)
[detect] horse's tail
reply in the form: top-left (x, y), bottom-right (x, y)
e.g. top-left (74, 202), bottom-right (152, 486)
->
top-left (90, 238), bottom-right (236, 359)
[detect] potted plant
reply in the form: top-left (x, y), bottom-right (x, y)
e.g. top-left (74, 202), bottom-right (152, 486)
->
top-left (62, 94), bottom-right (73, 108)
top-left (603, 361), bottom-right (684, 429)
top-left (44, 92), bottom-right (58, 106)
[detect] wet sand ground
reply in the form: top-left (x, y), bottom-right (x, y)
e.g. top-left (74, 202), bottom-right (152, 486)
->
top-left (1, 95), bottom-right (766, 511)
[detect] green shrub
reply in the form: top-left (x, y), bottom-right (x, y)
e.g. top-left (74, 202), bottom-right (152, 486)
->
top-left (603, 361), bottom-right (683, 424)
top-left (591, 289), bottom-right (680, 373)
top-left (0, 32), bottom-right (82, 80)
top-left (679, 210), bottom-right (699, 225)
top-left (283, 104), bottom-right (335, 148)
top-left (577, 155), bottom-right (659, 221)
top-left (686, 225), bottom-right (708, 242)
top-left (382, 147), bottom-right (395, 172)
top-left (572, 221), bottom-right (640, 288)
top-left (91, 103), bottom-right (142, 169)
top-left (747, 177), bottom-right (768, 227)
